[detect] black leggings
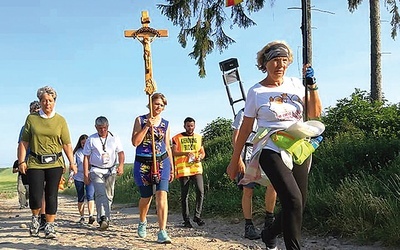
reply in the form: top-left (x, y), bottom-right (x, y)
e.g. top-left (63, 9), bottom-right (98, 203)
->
top-left (27, 167), bottom-right (63, 215)
top-left (259, 150), bottom-right (310, 250)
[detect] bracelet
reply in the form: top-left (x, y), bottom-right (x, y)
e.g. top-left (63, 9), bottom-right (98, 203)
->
top-left (18, 161), bottom-right (26, 166)
top-left (308, 85), bottom-right (318, 91)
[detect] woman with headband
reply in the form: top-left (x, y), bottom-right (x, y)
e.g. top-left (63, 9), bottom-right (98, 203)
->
top-left (227, 40), bottom-right (322, 250)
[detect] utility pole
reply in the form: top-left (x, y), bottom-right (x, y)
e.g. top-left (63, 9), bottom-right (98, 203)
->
top-left (301, 0), bottom-right (312, 119)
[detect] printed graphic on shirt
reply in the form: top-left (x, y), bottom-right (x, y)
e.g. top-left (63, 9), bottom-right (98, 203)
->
top-left (269, 93), bottom-right (303, 121)
top-left (180, 137), bottom-right (197, 151)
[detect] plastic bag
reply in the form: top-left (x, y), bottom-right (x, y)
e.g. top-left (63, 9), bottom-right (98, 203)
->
top-left (271, 131), bottom-right (314, 165)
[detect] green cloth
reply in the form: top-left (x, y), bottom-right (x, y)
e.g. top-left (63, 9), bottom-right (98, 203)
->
top-left (21, 113), bottom-right (71, 169)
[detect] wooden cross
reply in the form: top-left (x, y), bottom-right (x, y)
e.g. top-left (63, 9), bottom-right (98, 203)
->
top-left (124, 11), bottom-right (168, 95)
top-left (124, 11), bottom-right (168, 188)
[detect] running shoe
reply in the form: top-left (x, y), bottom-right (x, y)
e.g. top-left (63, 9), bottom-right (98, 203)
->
top-left (29, 216), bottom-right (40, 237)
top-left (44, 222), bottom-right (56, 239)
top-left (157, 230), bottom-right (172, 244)
top-left (138, 220), bottom-right (147, 238)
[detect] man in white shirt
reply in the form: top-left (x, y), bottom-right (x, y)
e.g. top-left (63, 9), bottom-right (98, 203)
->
top-left (83, 116), bottom-right (125, 230)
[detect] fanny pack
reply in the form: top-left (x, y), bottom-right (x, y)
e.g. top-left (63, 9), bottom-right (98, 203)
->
top-left (30, 152), bottom-right (62, 164)
top-left (271, 131), bottom-right (314, 165)
top-left (135, 152), bottom-right (168, 165)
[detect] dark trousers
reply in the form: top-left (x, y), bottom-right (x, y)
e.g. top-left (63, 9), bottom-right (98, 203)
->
top-left (259, 150), bottom-right (310, 250)
top-left (179, 174), bottom-right (204, 221)
top-left (27, 167), bottom-right (63, 215)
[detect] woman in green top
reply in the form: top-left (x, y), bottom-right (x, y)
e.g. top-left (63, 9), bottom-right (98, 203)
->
top-left (17, 85), bottom-right (77, 239)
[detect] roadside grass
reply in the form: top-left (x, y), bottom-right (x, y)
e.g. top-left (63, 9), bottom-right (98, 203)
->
top-left (0, 168), bottom-right (17, 199)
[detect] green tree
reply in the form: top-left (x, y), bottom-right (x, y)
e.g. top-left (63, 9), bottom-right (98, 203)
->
top-left (201, 117), bottom-right (233, 143)
top-left (322, 88), bottom-right (400, 139)
top-left (157, 0), bottom-right (271, 77)
top-left (348, 0), bottom-right (400, 101)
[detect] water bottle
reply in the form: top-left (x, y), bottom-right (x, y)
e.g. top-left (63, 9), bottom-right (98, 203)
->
top-left (67, 171), bottom-right (74, 188)
top-left (309, 136), bottom-right (323, 150)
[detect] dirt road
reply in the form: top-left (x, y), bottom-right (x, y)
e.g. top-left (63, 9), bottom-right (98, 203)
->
top-left (0, 195), bottom-right (392, 250)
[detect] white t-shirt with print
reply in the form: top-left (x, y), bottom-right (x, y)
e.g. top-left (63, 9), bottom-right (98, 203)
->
top-left (244, 76), bottom-right (305, 152)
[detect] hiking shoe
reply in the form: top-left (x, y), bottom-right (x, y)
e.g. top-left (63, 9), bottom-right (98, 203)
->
top-left (261, 227), bottom-right (277, 249)
top-left (29, 216), bottom-right (40, 237)
top-left (183, 220), bottom-right (193, 228)
top-left (193, 217), bottom-right (205, 226)
top-left (245, 224), bottom-right (261, 240)
top-left (79, 217), bottom-right (85, 224)
top-left (137, 220), bottom-right (147, 238)
top-left (88, 216), bottom-right (95, 225)
top-left (38, 216), bottom-right (46, 231)
top-left (44, 222), bottom-right (56, 239)
top-left (157, 230), bottom-right (172, 244)
top-left (264, 213), bottom-right (275, 229)
top-left (99, 216), bottom-right (109, 231)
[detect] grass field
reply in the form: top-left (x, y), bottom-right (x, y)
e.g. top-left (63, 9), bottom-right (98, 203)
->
top-left (0, 168), bottom-right (17, 199)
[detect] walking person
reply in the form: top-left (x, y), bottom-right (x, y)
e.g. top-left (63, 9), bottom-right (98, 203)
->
top-left (231, 108), bottom-right (277, 240)
top-left (227, 40), bottom-right (322, 250)
top-left (14, 101), bottom-right (41, 209)
top-left (131, 93), bottom-right (174, 244)
top-left (172, 117), bottom-right (206, 228)
top-left (83, 116), bottom-right (125, 231)
top-left (72, 134), bottom-right (95, 224)
top-left (12, 160), bottom-right (29, 209)
top-left (17, 86), bottom-right (77, 239)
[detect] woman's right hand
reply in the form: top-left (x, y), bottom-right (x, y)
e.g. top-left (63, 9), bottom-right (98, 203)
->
top-left (146, 116), bottom-right (156, 128)
top-left (18, 162), bottom-right (27, 175)
top-left (226, 159), bottom-right (245, 181)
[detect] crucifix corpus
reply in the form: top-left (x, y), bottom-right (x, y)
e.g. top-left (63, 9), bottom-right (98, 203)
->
top-left (124, 10), bottom-right (168, 186)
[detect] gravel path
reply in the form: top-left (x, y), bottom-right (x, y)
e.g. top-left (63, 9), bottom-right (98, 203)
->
top-left (0, 195), bottom-right (394, 250)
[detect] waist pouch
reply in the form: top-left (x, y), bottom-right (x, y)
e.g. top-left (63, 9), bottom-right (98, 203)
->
top-left (135, 152), bottom-right (168, 165)
top-left (30, 152), bottom-right (62, 164)
top-left (271, 131), bottom-right (314, 165)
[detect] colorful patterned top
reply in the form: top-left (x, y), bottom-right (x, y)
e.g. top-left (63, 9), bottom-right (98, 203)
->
top-left (133, 115), bottom-right (171, 186)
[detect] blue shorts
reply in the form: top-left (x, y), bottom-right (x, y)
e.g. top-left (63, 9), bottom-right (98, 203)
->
top-left (138, 179), bottom-right (169, 198)
top-left (236, 173), bottom-right (256, 190)
top-left (74, 179), bottom-right (95, 202)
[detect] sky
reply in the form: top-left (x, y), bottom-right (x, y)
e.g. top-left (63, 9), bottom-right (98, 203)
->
top-left (0, 0), bottom-right (399, 167)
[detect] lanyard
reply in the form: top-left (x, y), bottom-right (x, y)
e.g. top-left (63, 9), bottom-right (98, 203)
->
top-left (99, 133), bottom-right (108, 152)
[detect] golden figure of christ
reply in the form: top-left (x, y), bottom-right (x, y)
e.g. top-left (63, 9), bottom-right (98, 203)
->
top-left (124, 11), bottom-right (168, 95)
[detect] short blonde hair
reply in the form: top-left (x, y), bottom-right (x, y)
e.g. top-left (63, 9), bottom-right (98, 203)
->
top-left (256, 40), bottom-right (293, 73)
top-left (37, 86), bottom-right (57, 101)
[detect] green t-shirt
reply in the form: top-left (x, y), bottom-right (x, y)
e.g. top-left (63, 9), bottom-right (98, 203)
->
top-left (21, 113), bottom-right (71, 169)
